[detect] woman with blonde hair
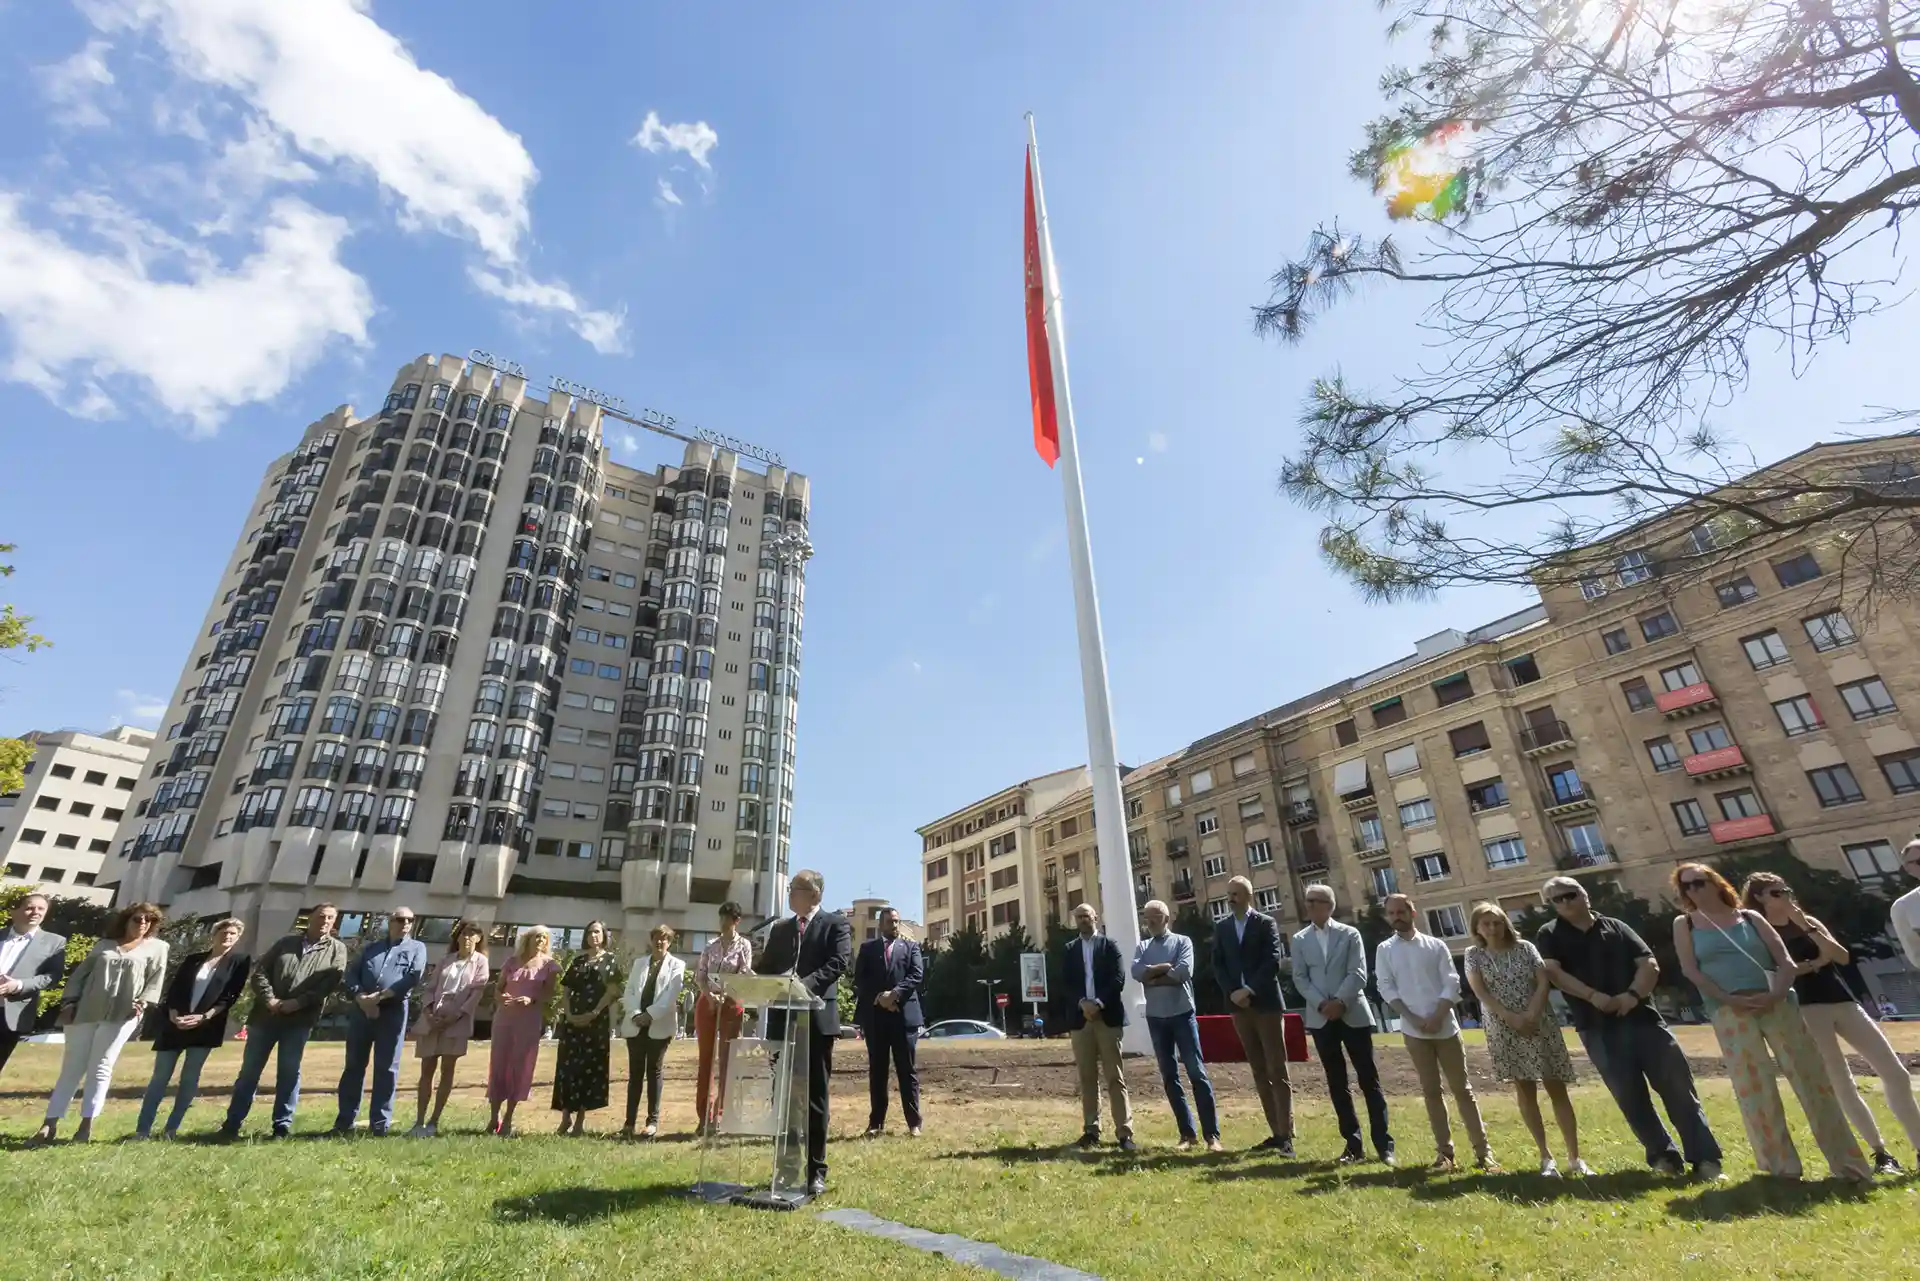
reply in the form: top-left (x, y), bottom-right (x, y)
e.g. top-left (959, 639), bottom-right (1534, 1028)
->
top-left (1674, 863), bottom-right (1868, 1180)
top-left (32, 902), bottom-right (169, 1143)
top-left (1463, 902), bottom-right (1587, 1175)
top-left (408, 920), bottom-right (489, 1137)
top-left (1742, 871), bottom-right (1919, 1175)
top-left (487, 925), bottom-right (558, 1137)
top-left (137, 917), bottom-right (250, 1139)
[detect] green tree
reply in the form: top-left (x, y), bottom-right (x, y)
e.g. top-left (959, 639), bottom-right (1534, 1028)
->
top-left (0, 886), bottom-right (92, 1024)
top-left (1171, 905), bottom-right (1225, 1015)
top-left (1258, 2), bottom-right (1920, 608)
top-left (919, 925), bottom-right (987, 1024)
top-left (1708, 847), bottom-right (1900, 959)
top-left (984, 924), bottom-right (1034, 1028)
top-left (0, 543), bottom-right (52, 796)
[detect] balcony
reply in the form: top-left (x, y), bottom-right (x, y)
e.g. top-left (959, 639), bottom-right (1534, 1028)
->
top-left (1130, 848), bottom-right (1151, 870)
top-left (1711, 813), bottom-right (1777, 845)
top-left (1554, 844), bottom-right (1617, 871)
top-left (1171, 879), bottom-right (1196, 902)
top-left (1684, 744), bottom-right (1751, 780)
top-left (1519, 720), bottom-right (1576, 756)
top-left (1542, 785), bottom-right (1595, 819)
top-left (1165, 838), bottom-right (1190, 859)
top-left (1657, 681), bottom-right (1720, 717)
top-left (1285, 799), bottom-right (1319, 827)
top-left (1291, 853), bottom-right (1328, 876)
top-left (1338, 789), bottom-right (1378, 813)
top-left (1352, 840), bottom-right (1391, 863)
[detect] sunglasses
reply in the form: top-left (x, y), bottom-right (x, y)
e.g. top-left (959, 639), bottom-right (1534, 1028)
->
top-left (1763, 888), bottom-right (1793, 899)
top-left (1679, 879), bottom-right (1711, 891)
top-left (1550, 891), bottom-right (1583, 904)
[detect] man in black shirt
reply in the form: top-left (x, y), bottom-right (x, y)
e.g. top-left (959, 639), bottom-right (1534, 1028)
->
top-left (1534, 876), bottom-right (1722, 1180)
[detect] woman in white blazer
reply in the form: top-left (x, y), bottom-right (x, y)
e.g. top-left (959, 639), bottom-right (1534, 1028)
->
top-left (618, 924), bottom-right (685, 1138)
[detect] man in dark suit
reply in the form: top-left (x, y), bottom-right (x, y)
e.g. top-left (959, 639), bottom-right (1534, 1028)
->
top-left (0, 893), bottom-right (67, 1078)
top-left (753, 868), bottom-right (851, 1196)
top-left (1213, 875), bottom-right (1296, 1155)
top-left (1061, 902), bottom-right (1134, 1151)
top-left (854, 906), bottom-right (925, 1137)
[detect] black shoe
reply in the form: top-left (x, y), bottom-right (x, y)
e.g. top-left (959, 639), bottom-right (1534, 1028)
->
top-left (270, 1128), bottom-right (291, 1140)
top-left (805, 1174), bottom-right (827, 1198)
top-left (369, 1127), bottom-right (389, 1138)
top-left (1275, 1137), bottom-right (1296, 1159)
top-left (1651, 1152), bottom-right (1686, 1177)
top-left (1076, 1130), bottom-right (1100, 1149)
top-left (328, 1125), bottom-right (352, 1138)
top-left (1336, 1147), bottom-right (1365, 1165)
top-left (214, 1125), bottom-right (241, 1143)
top-left (1871, 1149), bottom-right (1904, 1176)
top-left (1118, 1136), bottom-right (1139, 1153)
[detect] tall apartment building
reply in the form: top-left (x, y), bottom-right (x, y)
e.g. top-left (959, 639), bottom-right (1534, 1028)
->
top-left (0, 726), bottom-right (154, 904)
top-left (919, 437), bottom-right (1920, 1007)
top-left (103, 353), bottom-right (809, 958)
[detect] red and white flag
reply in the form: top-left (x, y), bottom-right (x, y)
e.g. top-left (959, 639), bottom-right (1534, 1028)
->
top-left (1023, 145), bottom-right (1061, 468)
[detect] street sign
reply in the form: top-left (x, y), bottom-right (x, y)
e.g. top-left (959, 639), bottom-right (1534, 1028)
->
top-left (995, 993), bottom-right (1010, 1008)
top-left (1019, 953), bottom-right (1048, 1003)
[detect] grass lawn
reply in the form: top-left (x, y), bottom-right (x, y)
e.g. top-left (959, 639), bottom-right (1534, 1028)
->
top-left (0, 1034), bottom-right (1916, 1278)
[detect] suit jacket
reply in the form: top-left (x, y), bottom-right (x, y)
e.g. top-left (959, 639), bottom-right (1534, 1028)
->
top-left (617, 951), bottom-right (686, 1041)
top-left (853, 935), bottom-right (925, 1030)
top-left (0, 929), bottom-right (67, 1035)
top-left (754, 910), bottom-right (852, 1037)
top-left (412, 952), bottom-right (491, 1041)
top-left (1061, 934), bottom-right (1127, 1030)
top-left (154, 949), bottom-right (252, 1051)
top-left (1213, 910), bottom-right (1286, 1011)
top-left (1290, 921), bottom-right (1375, 1030)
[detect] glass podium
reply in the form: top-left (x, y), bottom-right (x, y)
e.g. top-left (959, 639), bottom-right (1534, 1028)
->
top-left (690, 973), bottom-right (821, 1210)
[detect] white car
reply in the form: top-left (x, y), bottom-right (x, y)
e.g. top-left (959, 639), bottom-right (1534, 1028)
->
top-left (918, 1019), bottom-right (1007, 1041)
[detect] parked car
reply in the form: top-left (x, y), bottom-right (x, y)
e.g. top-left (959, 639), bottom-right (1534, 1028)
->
top-left (918, 1019), bottom-right (1006, 1041)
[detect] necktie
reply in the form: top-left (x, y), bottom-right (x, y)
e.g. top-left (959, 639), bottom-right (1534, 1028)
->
top-left (885, 940), bottom-right (894, 967)
top-left (640, 956), bottom-right (661, 1010)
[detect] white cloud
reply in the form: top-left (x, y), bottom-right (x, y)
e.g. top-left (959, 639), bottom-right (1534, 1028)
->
top-left (0, 194), bottom-right (372, 431)
top-left (632, 110), bottom-right (718, 169)
top-left (469, 266), bottom-right (626, 354)
top-left (655, 177), bottom-right (684, 208)
top-left (38, 39), bottom-right (117, 128)
top-left (115, 688), bottom-right (171, 726)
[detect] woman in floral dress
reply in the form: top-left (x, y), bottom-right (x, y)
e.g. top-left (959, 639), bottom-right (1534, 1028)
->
top-left (1464, 903), bottom-right (1588, 1176)
top-left (551, 921), bottom-right (621, 1134)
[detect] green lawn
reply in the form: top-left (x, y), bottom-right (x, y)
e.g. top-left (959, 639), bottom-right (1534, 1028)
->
top-left (0, 1037), bottom-right (1915, 1278)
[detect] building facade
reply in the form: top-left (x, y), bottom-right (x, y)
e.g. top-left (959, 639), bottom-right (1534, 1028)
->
top-left (103, 353), bottom-right (809, 959)
top-left (918, 438), bottom-right (1920, 1007)
top-left (0, 726), bottom-right (154, 904)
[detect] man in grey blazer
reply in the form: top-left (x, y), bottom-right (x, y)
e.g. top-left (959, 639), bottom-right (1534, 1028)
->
top-left (0, 893), bottom-right (68, 1078)
top-left (1292, 884), bottom-right (1394, 1164)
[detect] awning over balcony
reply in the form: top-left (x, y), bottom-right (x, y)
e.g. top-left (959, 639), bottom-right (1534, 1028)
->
top-left (1333, 757), bottom-right (1370, 797)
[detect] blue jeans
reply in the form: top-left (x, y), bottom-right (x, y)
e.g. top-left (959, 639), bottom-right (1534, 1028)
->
top-left (137, 1047), bottom-right (212, 1136)
top-left (1147, 1011), bottom-right (1219, 1142)
top-left (224, 1021), bottom-right (314, 1134)
top-left (1579, 1018), bottom-right (1722, 1168)
top-left (336, 1008), bottom-right (406, 1132)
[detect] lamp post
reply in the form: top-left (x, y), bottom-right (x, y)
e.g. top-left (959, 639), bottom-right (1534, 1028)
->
top-left (976, 977), bottom-right (1004, 1030)
top-left (756, 531), bottom-right (813, 919)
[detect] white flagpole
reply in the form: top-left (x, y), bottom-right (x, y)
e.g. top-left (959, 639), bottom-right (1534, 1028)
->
top-left (1027, 116), bottom-right (1148, 1054)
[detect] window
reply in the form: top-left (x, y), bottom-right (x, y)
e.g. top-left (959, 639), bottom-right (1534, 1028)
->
top-left (1880, 750), bottom-right (1920, 794)
top-left (1334, 718), bottom-right (1359, 747)
top-left (68, 801), bottom-right (93, 817)
top-left (83, 769), bottom-right (107, 786)
top-left (1482, 836), bottom-right (1528, 868)
top-left (1621, 677), bottom-right (1655, 712)
top-left (1370, 866), bottom-right (1399, 897)
top-left (1672, 798), bottom-right (1711, 836)
top-left (1195, 812), bottom-right (1219, 836)
top-left (1807, 765), bottom-right (1864, 808)
top-left (1372, 698), bottom-right (1407, 728)
top-left (1231, 752), bottom-right (1256, 778)
top-left (34, 797), bottom-right (58, 811)
top-left (1579, 576), bottom-right (1608, 601)
top-left (1804, 610), bottom-right (1857, 652)
top-left (1397, 797), bottom-right (1436, 830)
top-left (1715, 576), bottom-right (1760, 608)
top-left (1772, 694), bottom-right (1823, 737)
top-left (1164, 784), bottom-right (1181, 808)
top-left (1245, 839), bottom-right (1273, 868)
top-left (1207, 898), bottom-right (1231, 922)
top-left (1237, 796), bottom-right (1265, 822)
top-left (1383, 743), bottom-right (1420, 777)
top-left (1646, 737), bottom-right (1681, 772)
top-left (1616, 550), bottom-right (1654, 586)
top-left (1506, 654), bottom-right (1542, 685)
top-left (1255, 887), bottom-right (1282, 913)
top-left (1412, 852), bottom-right (1450, 883)
top-left (50, 764), bottom-right (74, 779)
top-left (1639, 610), bottom-right (1680, 642)
top-left (1838, 677), bottom-right (1897, 720)
top-left (1602, 628), bottom-right (1632, 655)
top-left (1356, 817), bottom-right (1385, 851)
top-left (1426, 906), bottom-right (1468, 939)
top-left (1189, 769), bottom-right (1214, 795)
top-left (1843, 840), bottom-right (1902, 890)
top-left (1465, 778), bottom-right (1508, 811)
top-left (1202, 855), bottom-right (1227, 879)
top-left (1687, 723), bottom-right (1733, 753)
top-left (1716, 789), bottom-right (1764, 821)
top-left (1544, 763), bottom-right (1585, 804)
top-left (1742, 630), bottom-right (1790, 670)
top-left (1448, 721), bottom-right (1491, 757)
top-left (1659, 661), bottom-right (1702, 692)
top-left (1433, 673), bottom-right (1473, 706)
top-left (1772, 551), bottom-right (1822, 587)
top-left (1562, 822), bottom-right (1608, 865)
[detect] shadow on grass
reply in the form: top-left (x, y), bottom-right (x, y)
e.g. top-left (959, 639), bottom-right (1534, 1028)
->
top-left (494, 1182), bottom-right (690, 1226)
top-left (1665, 1176), bottom-right (1876, 1222)
top-left (1288, 1166), bottom-right (1674, 1204)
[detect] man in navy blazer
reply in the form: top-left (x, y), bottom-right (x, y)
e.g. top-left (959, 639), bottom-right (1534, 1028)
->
top-left (1213, 876), bottom-right (1296, 1154)
top-left (854, 906), bottom-right (925, 1137)
top-left (1061, 902), bottom-right (1134, 1150)
top-left (754, 869), bottom-right (852, 1196)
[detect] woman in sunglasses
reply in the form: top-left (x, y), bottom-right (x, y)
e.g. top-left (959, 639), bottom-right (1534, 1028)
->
top-left (1672, 863), bottom-right (1868, 1181)
top-left (1742, 872), bottom-right (1918, 1175)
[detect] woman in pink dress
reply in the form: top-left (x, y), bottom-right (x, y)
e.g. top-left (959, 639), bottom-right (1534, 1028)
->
top-left (487, 925), bottom-right (557, 1137)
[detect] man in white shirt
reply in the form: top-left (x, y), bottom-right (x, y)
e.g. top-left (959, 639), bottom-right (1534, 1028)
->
top-left (0, 894), bottom-right (67, 1079)
top-left (1375, 894), bottom-right (1495, 1172)
top-left (1893, 840), bottom-right (1920, 971)
top-left (1374, 898), bottom-right (1489, 1175)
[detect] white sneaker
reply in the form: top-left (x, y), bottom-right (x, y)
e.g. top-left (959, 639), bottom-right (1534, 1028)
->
top-left (1568, 1158), bottom-right (1595, 1177)
top-left (1539, 1156), bottom-right (1559, 1177)
top-left (1695, 1160), bottom-right (1725, 1182)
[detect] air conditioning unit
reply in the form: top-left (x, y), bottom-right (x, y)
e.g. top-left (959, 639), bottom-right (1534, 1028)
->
top-left (374, 645), bottom-right (392, 657)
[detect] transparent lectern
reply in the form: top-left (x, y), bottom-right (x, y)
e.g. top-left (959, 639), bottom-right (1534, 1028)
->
top-left (690, 972), bottom-right (820, 1210)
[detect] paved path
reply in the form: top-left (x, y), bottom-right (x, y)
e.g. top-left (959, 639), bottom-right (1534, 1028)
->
top-left (819, 1207), bottom-right (1102, 1280)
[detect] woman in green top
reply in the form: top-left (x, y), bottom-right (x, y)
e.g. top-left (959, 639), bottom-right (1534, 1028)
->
top-left (1672, 864), bottom-right (1868, 1181)
top-left (552, 921), bottom-right (621, 1134)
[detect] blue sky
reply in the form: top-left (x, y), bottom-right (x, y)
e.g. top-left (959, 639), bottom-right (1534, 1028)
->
top-left (1, 2), bottom-right (1913, 914)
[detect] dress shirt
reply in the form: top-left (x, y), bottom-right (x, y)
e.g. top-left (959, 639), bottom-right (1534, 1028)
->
top-left (0, 928), bottom-right (35, 978)
top-left (1893, 886), bottom-right (1920, 970)
top-left (696, 933), bottom-right (754, 996)
top-left (1375, 931), bottom-right (1461, 1038)
top-left (189, 959), bottom-right (219, 1010)
top-left (1233, 914), bottom-right (1248, 944)
top-left (1081, 935), bottom-right (1099, 1008)
top-left (1130, 931), bottom-right (1195, 1018)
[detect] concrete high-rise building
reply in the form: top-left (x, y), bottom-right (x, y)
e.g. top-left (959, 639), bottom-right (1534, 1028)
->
top-left (0, 726), bottom-right (154, 904)
top-left (918, 436), bottom-right (1920, 1010)
top-left (103, 353), bottom-right (808, 957)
